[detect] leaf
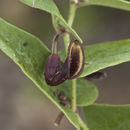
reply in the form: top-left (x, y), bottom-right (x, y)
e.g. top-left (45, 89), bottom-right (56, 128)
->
top-left (20, 0), bottom-right (82, 43)
top-left (81, 39), bottom-right (130, 77)
top-left (83, 104), bottom-right (130, 130)
top-left (76, 79), bottom-right (98, 106)
top-left (54, 78), bottom-right (98, 106)
top-left (0, 17), bottom-right (81, 129)
top-left (82, 0), bottom-right (130, 11)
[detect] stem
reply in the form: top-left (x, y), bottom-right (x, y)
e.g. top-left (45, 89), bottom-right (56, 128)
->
top-left (63, 34), bottom-right (70, 54)
top-left (71, 79), bottom-right (77, 112)
top-left (68, 3), bottom-right (77, 27)
top-left (54, 112), bottom-right (64, 127)
top-left (63, 0), bottom-right (77, 53)
top-left (51, 34), bottom-right (59, 54)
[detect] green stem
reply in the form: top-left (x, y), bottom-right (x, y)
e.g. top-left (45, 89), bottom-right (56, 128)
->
top-left (68, 3), bottom-right (77, 27)
top-left (51, 34), bottom-right (59, 54)
top-left (71, 79), bottom-right (77, 112)
top-left (63, 34), bottom-right (70, 54)
top-left (63, 0), bottom-right (77, 53)
top-left (52, 15), bottom-right (61, 34)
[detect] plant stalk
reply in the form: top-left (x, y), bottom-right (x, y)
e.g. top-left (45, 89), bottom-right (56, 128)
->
top-left (71, 79), bottom-right (77, 112)
top-left (63, 0), bottom-right (77, 52)
top-left (68, 2), bottom-right (77, 27)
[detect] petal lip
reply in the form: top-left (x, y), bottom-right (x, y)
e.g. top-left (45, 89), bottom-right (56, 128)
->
top-left (68, 39), bottom-right (85, 79)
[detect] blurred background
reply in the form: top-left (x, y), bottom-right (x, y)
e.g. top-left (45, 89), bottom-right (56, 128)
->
top-left (0, 0), bottom-right (130, 130)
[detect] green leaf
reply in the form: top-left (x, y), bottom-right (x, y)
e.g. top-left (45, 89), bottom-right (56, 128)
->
top-left (81, 39), bottom-right (130, 77)
top-left (82, 0), bottom-right (130, 11)
top-left (20, 0), bottom-right (82, 43)
top-left (0, 17), bottom-right (81, 129)
top-left (83, 104), bottom-right (130, 130)
top-left (54, 79), bottom-right (98, 106)
top-left (76, 79), bottom-right (98, 106)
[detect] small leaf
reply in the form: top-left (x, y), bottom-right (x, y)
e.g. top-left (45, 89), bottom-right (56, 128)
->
top-left (55, 79), bottom-right (98, 106)
top-left (83, 104), bottom-right (130, 130)
top-left (20, 0), bottom-right (82, 42)
top-left (82, 0), bottom-right (130, 11)
top-left (76, 79), bottom-right (98, 106)
top-left (0, 17), bottom-right (80, 129)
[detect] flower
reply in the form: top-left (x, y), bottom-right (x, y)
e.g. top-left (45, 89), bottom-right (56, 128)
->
top-left (44, 39), bottom-right (85, 86)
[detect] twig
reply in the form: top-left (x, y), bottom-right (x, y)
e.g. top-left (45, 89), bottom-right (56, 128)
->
top-left (54, 112), bottom-right (64, 127)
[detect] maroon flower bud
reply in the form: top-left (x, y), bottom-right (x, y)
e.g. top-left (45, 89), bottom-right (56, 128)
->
top-left (44, 54), bottom-right (61, 85)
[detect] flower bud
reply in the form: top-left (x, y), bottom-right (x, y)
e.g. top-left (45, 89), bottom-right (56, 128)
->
top-left (44, 54), bottom-right (61, 85)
